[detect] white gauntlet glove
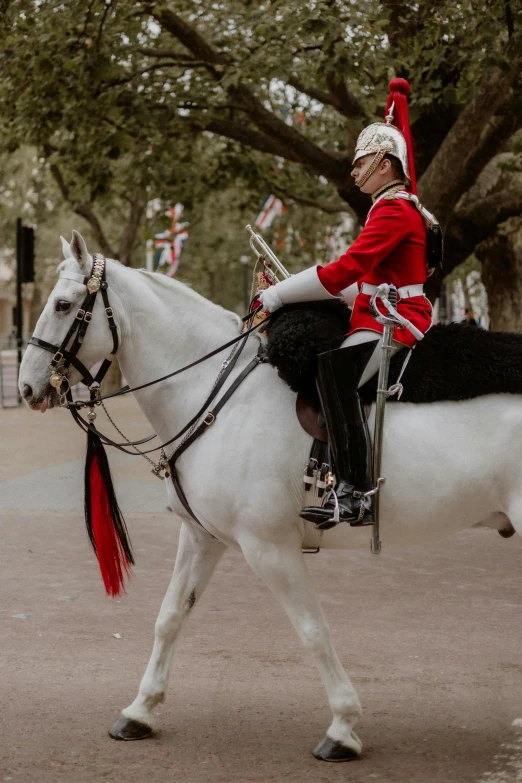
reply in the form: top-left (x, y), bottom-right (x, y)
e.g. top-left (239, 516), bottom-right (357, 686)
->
top-left (257, 266), bottom-right (338, 312)
top-left (258, 286), bottom-right (283, 313)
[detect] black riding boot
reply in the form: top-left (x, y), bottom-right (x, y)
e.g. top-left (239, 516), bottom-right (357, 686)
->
top-left (300, 342), bottom-right (376, 529)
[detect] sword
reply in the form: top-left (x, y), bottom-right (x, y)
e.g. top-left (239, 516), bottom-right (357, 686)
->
top-left (368, 284), bottom-right (423, 554)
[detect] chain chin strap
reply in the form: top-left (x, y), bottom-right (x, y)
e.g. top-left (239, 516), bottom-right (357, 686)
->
top-left (356, 149), bottom-right (387, 189)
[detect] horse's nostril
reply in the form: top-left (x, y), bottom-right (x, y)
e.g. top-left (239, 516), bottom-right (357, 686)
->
top-left (22, 384), bottom-right (33, 400)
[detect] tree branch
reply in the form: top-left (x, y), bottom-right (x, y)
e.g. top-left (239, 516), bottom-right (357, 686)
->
top-left (96, 0), bottom-right (112, 50)
top-left (44, 147), bottom-right (116, 258)
top-left (418, 39), bottom-right (522, 224)
top-left (135, 47), bottom-right (208, 67)
top-left (101, 61), bottom-right (178, 89)
top-left (118, 198), bottom-right (145, 266)
top-left (148, 5), bottom-right (350, 187)
top-left (287, 74), bottom-right (366, 122)
top-left (325, 72), bottom-right (367, 120)
top-left (505, 0), bottom-right (514, 38)
top-left (148, 5), bottom-right (230, 68)
top-left (286, 76), bottom-right (334, 107)
top-left (271, 184), bottom-right (350, 214)
top-left (178, 116), bottom-right (302, 160)
top-left (446, 187), bottom-right (522, 264)
top-left (425, 185), bottom-right (522, 299)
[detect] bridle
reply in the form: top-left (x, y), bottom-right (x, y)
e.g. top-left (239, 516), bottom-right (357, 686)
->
top-left (28, 253), bottom-right (119, 404)
top-left (28, 253), bottom-right (270, 461)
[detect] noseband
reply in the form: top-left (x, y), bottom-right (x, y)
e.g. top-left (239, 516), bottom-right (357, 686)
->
top-left (28, 253), bottom-right (119, 402)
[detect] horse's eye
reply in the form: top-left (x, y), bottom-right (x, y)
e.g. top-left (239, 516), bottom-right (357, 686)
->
top-left (55, 300), bottom-right (72, 313)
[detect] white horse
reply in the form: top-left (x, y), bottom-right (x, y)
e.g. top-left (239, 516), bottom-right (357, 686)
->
top-left (19, 231), bottom-right (520, 762)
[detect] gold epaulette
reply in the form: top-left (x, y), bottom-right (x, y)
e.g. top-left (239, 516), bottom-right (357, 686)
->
top-left (382, 186), bottom-right (406, 200)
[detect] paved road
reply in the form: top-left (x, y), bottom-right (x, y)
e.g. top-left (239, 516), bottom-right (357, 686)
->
top-left (1, 400), bottom-right (522, 782)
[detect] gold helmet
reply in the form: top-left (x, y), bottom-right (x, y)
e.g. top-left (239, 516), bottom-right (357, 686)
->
top-left (353, 78), bottom-right (417, 195)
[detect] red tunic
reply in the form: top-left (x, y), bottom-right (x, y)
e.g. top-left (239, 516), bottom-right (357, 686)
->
top-left (317, 196), bottom-right (432, 348)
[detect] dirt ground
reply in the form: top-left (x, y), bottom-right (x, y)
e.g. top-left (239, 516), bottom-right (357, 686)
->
top-left (1, 399), bottom-right (522, 783)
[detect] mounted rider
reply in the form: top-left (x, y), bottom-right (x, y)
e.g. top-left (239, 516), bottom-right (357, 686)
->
top-left (258, 78), bottom-right (439, 530)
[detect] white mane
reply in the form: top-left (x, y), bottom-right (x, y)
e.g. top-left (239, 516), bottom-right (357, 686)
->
top-left (137, 268), bottom-right (242, 330)
top-left (54, 256), bottom-right (242, 331)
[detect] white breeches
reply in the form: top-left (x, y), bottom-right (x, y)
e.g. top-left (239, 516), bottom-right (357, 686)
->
top-left (341, 330), bottom-right (403, 388)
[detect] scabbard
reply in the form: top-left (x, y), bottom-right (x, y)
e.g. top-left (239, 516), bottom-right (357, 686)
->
top-left (371, 324), bottom-right (394, 554)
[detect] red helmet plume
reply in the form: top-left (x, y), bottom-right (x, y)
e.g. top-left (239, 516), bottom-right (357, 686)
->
top-left (384, 78), bottom-right (417, 195)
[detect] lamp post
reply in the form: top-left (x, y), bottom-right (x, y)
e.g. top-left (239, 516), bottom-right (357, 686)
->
top-left (240, 254), bottom-right (250, 312)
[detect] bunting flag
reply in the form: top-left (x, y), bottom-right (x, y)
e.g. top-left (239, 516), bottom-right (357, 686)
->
top-left (165, 203), bottom-right (184, 230)
top-left (154, 203), bottom-right (189, 277)
top-left (255, 195), bottom-right (284, 229)
top-left (166, 230), bottom-right (189, 277)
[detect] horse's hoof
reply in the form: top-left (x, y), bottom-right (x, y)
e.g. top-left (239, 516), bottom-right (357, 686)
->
top-left (313, 735), bottom-right (359, 762)
top-left (109, 715), bottom-right (153, 741)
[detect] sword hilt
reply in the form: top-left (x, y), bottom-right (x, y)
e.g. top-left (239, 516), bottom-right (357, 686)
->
top-left (369, 284), bottom-right (401, 327)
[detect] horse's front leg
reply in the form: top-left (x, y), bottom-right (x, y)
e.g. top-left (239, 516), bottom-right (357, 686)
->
top-left (110, 522), bottom-right (226, 740)
top-left (240, 537), bottom-right (362, 762)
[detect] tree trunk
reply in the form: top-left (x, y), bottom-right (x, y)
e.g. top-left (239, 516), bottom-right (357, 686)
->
top-left (477, 217), bottom-right (522, 332)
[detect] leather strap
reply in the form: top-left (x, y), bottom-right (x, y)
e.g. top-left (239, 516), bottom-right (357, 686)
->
top-left (28, 258), bottom-right (117, 392)
top-left (69, 311), bottom-right (272, 406)
top-left (168, 348), bottom-right (266, 529)
top-left (28, 336), bottom-right (96, 385)
top-left (69, 334), bottom-right (251, 454)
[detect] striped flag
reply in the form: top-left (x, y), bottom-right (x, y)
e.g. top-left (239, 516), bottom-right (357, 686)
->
top-left (154, 204), bottom-right (189, 277)
top-left (166, 230), bottom-right (189, 278)
top-left (255, 195), bottom-right (284, 229)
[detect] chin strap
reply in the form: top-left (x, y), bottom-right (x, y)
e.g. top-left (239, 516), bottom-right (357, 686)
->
top-left (356, 149), bottom-right (387, 189)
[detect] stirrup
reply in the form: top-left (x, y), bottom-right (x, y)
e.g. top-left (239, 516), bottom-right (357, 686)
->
top-left (349, 487), bottom-right (377, 527)
top-left (300, 486), bottom-right (373, 530)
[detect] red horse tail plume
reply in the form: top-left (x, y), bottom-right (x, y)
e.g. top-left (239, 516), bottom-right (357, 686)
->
top-left (385, 77), bottom-right (417, 196)
top-left (85, 427), bottom-right (134, 597)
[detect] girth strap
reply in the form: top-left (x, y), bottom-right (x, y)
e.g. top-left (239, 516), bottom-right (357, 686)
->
top-left (168, 347), bottom-right (266, 529)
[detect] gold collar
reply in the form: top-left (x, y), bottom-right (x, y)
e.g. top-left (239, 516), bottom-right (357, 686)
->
top-left (371, 179), bottom-right (406, 203)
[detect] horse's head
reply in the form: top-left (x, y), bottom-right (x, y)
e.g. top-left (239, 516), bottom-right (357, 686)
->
top-left (19, 231), bottom-right (121, 411)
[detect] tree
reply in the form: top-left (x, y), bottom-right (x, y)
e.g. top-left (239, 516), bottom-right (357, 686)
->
top-left (1, 1), bottom-right (522, 325)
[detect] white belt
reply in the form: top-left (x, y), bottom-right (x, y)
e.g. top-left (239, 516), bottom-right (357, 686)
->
top-left (360, 282), bottom-right (424, 300)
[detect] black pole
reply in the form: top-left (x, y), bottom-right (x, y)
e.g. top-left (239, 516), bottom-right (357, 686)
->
top-left (16, 217), bottom-right (22, 401)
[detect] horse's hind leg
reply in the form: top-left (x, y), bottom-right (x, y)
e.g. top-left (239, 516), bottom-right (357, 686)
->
top-left (110, 522), bottom-right (226, 740)
top-left (240, 538), bottom-right (362, 762)
top-left (505, 500), bottom-right (522, 537)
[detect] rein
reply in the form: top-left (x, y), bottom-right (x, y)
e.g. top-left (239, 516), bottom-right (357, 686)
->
top-left (29, 256), bottom-right (271, 454)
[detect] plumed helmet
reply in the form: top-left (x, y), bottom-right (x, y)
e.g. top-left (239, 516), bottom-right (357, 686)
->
top-left (353, 78), bottom-right (417, 195)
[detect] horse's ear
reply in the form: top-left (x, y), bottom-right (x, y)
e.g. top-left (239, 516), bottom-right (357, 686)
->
top-left (60, 235), bottom-right (71, 259)
top-left (70, 230), bottom-right (91, 274)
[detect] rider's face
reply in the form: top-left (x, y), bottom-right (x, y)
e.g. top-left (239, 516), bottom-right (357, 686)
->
top-left (351, 155), bottom-right (392, 194)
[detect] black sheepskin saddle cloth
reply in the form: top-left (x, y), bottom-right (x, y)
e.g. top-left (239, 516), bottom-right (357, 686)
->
top-left (264, 300), bottom-right (522, 406)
